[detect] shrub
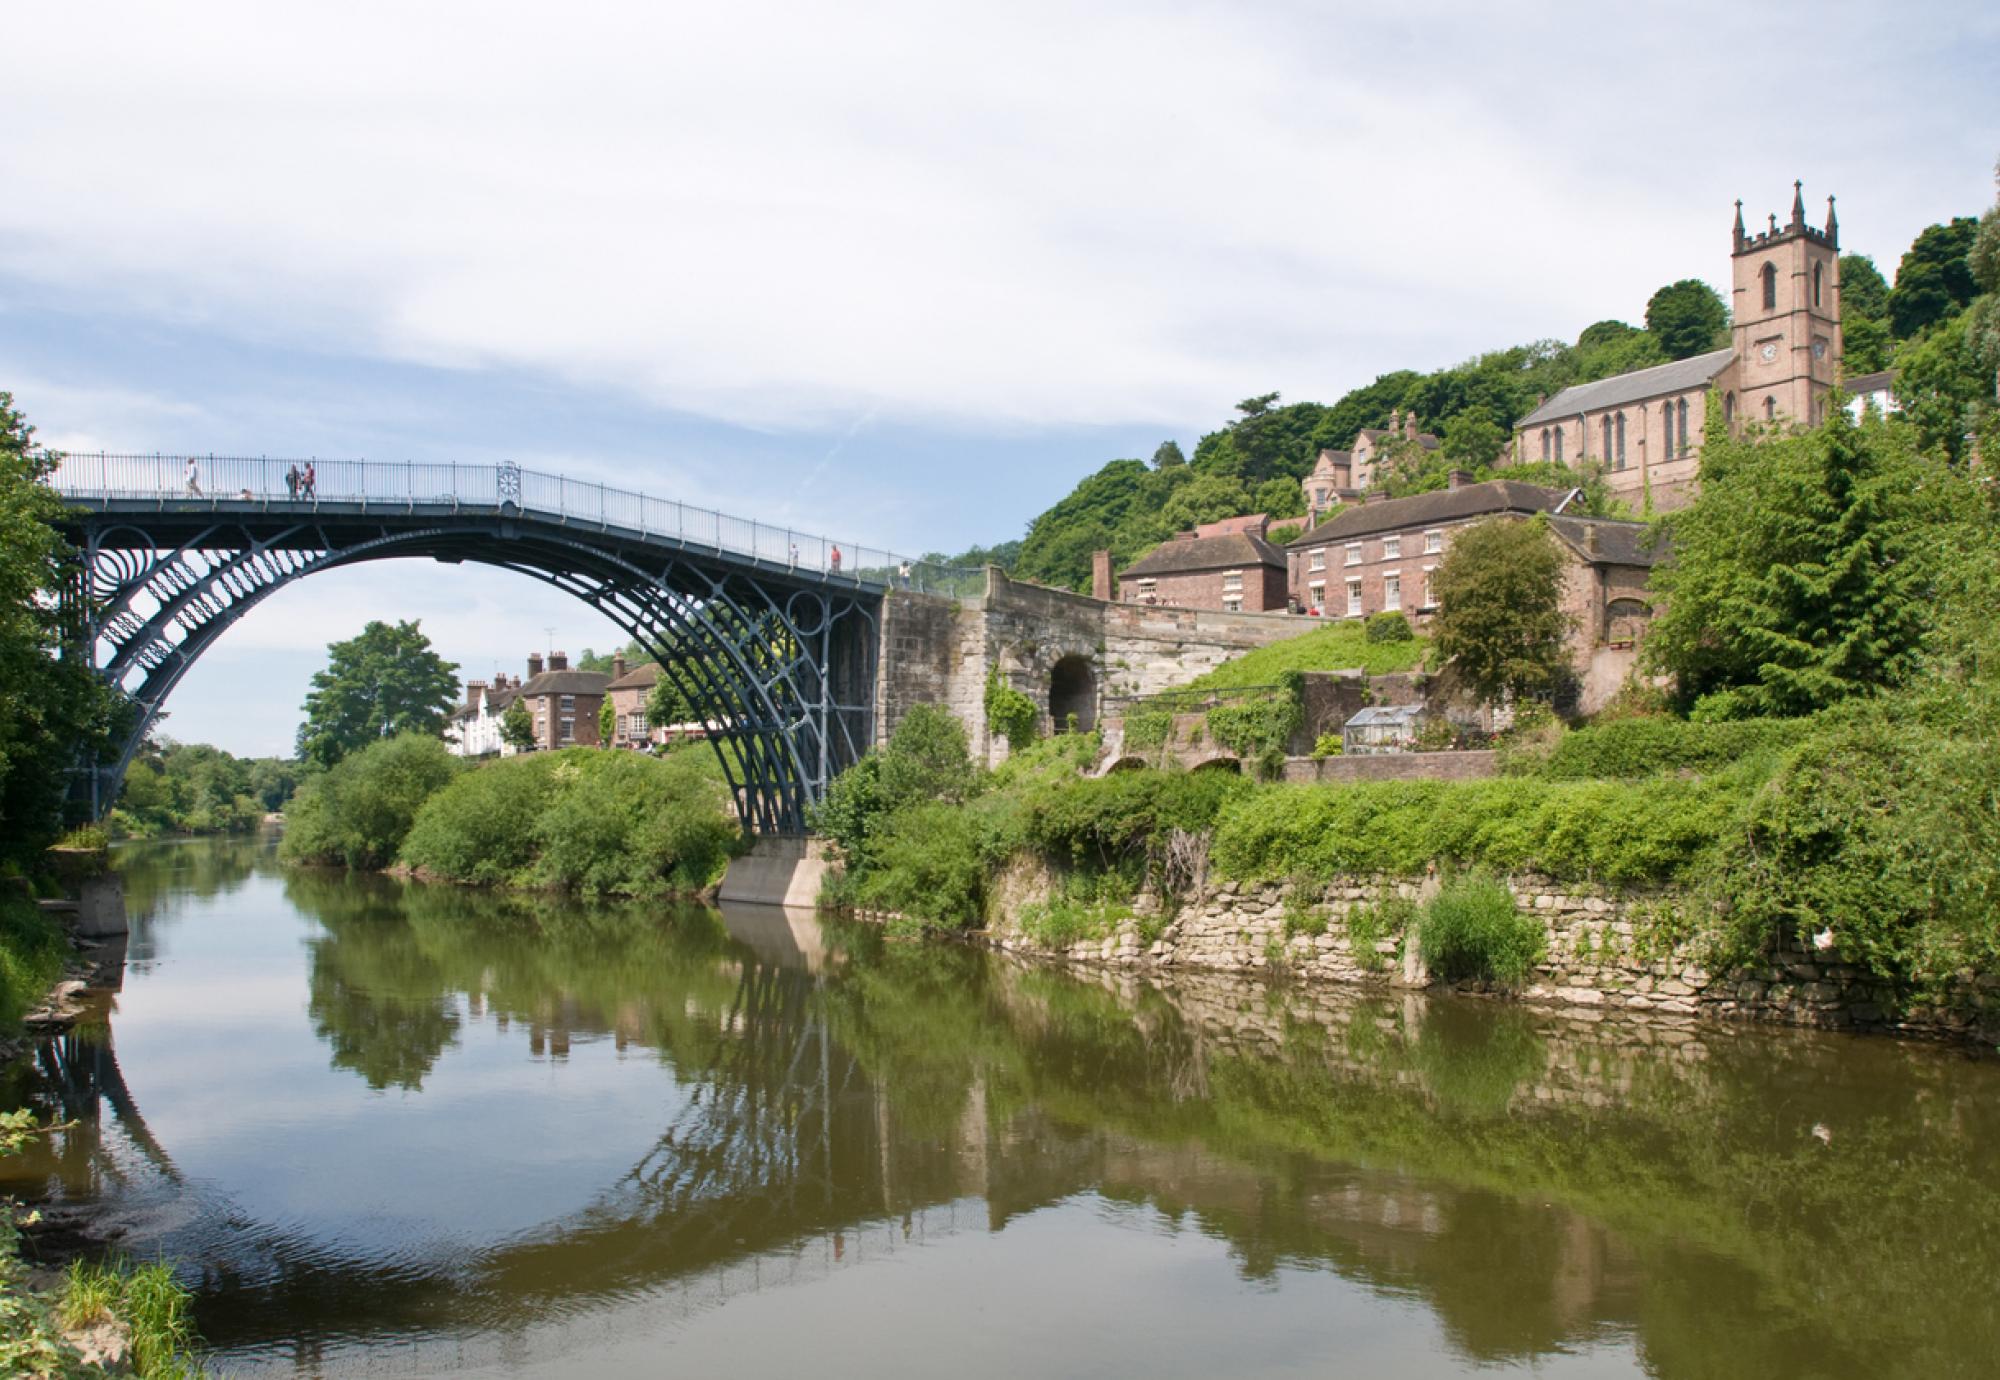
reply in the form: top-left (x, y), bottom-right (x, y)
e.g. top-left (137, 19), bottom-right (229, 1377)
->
top-left (399, 747), bottom-right (737, 893)
top-left (281, 733), bottom-right (459, 869)
top-left (1418, 876), bottom-right (1544, 986)
top-left (852, 801), bottom-right (989, 927)
top-left (0, 890), bottom-right (67, 1030)
top-left (1205, 692), bottom-right (1300, 761)
top-left (1311, 732), bottom-right (1343, 758)
top-left (984, 670), bottom-right (1039, 752)
top-left (1122, 708), bottom-right (1173, 752)
top-left (1527, 716), bottom-right (1814, 781)
top-left (1365, 610), bottom-right (1414, 643)
top-left (1345, 896), bottom-right (1415, 970)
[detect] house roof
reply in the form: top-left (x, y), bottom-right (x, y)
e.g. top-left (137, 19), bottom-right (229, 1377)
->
top-left (606, 661), bottom-right (663, 691)
top-left (517, 669), bottom-right (611, 698)
top-left (1840, 369), bottom-right (1896, 395)
top-left (1516, 347), bottom-right (1735, 427)
top-left (1288, 481), bottom-right (1569, 547)
top-left (1120, 529), bottom-right (1285, 578)
top-left (1359, 429), bottom-right (1441, 450)
top-left (1547, 514), bottom-right (1663, 569)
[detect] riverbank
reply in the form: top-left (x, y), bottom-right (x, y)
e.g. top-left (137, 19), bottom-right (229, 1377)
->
top-left (822, 706), bottom-right (2000, 1048)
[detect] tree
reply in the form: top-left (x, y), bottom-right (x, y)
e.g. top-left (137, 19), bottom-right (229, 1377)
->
top-left (1644, 279), bottom-right (1728, 360)
top-left (1150, 440), bottom-right (1186, 469)
top-left (1644, 408), bottom-right (1975, 719)
top-left (1893, 188), bottom-right (2000, 462)
top-left (1159, 472), bottom-right (1251, 532)
top-left (1889, 217), bottom-right (1980, 339)
top-left (1430, 516), bottom-right (1571, 706)
top-left (1838, 254), bottom-right (1890, 322)
top-left (299, 620), bottom-right (461, 768)
top-left (599, 697), bottom-right (615, 745)
top-left (501, 699), bottom-right (536, 751)
top-left (0, 392), bottom-right (115, 863)
top-left (1441, 412), bottom-right (1506, 469)
top-left (646, 670), bottom-right (697, 729)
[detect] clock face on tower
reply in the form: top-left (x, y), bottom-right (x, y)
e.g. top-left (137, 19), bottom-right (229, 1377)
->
top-left (1759, 342), bottom-right (1779, 364)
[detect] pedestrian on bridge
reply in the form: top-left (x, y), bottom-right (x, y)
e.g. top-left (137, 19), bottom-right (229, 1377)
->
top-left (184, 457), bottom-right (202, 496)
top-left (286, 464), bottom-right (300, 499)
top-left (829, 544), bottom-right (842, 574)
top-left (302, 461), bottom-right (316, 499)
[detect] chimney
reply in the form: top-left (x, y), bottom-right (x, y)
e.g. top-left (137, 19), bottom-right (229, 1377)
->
top-left (612, 655), bottom-right (626, 681)
top-left (549, 651), bottom-right (568, 672)
top-left (1388, 407), bottom-right (1401, 433)
top-left (1091, 549), bottom-right (1114, 602)
top-left (1447, 469), bottom-right (1475, 490)
top-left (1404, 412), bottom-right (1418, 441)
top-left (1365, 490), bottom-right (1390, 505)
top-left (465, 679), bottom-right (486, 711)
top-left (1586, 524), bottom-right (1602, 555)
top-left (527, 652), bottom-right (544, 678)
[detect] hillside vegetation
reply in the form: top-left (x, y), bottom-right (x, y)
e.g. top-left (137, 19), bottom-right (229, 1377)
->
top-left (1175, 620), bottom-right (1428, 692)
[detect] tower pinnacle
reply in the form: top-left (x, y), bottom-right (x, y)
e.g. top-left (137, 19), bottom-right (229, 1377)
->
top-left (1791, 180), bottom-right (1806, 229)
top-left (1825, 194), bottom-right (1838, 247)
top-left (1733, 199), bottom-right (1746, 251)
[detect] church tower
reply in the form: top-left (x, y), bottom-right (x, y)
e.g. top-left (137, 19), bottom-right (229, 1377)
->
top-left (1728, 182), bottom-right (1841, 429)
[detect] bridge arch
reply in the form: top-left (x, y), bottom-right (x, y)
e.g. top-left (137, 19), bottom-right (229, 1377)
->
top-left (1047, 653), bottom-right (1098, 733)
top-left (54, 458), bottom-right (948, 833)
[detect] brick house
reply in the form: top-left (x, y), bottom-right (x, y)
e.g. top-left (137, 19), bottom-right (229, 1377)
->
top-left (1300, 409), bottom-right (1441, 527)
top-left (1116, 514), bottom-right (1289, 613)
top-left (514, 652), bottom-right (611, 749)
top-left (1507, 184), bottom-right (1846, 511)
top-left (604, 657), bottom-right (663, 749)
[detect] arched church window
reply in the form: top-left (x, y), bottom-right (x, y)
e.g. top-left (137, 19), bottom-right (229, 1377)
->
top-left (1677, 398), bottom-right (1689, 454)
top-left (1540, 428), bottom-right (1550, 461)
top-left (1724, 393), bottom-right (1736, 427)
top-left (1662, 401), bottom-right (1675, 456)
top-left (1602, 415), bottom-right (1613, 460)
top-left (1761, 263), bottom-right (1777, 312)
top-left (1764, 396), bottom-right (1776, 422)
top-left (1812, 262), bottom-right (1823, 308)
top-left (1615, 412), bottom-right (1627, 468)
top-left (1553, 428), bottom-right (1563, 464)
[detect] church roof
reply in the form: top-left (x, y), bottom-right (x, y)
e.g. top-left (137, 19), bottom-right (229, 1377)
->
top-left (1288, 481), bottom-right (1569, 546)
top-left (1121, 530), bottom-right (1285, 578)
top-left (1517, 347), bottom-right (1734, 427)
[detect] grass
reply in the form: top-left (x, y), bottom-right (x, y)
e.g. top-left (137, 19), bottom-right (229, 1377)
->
top-left (57, 1258), bottom-right (205, 1378)
top-left (1177, 621), bottom-right (1427, 692)
top-left (0, 890), bottom-right (69, 1031)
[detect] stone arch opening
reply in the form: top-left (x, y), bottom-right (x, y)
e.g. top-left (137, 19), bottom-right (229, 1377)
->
top-left (1191, 756), bottom-right (1242, 774)
top-left (1048, 654), bottom-right (1098, 732)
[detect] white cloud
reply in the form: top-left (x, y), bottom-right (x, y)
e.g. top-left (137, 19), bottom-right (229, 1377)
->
top-left (5, 1), bottom-right (1989, 442)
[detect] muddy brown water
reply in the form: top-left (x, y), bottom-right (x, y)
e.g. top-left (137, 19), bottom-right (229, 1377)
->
top-left (4, 835), bottom-right (1997, 1378)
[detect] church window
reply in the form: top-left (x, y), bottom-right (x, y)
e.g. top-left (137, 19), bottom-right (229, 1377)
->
top-left (1662, 401), bottom-right (1674, 455)
top-left (1764, 396), bottom-right (1776, 422)
top-left (1553, 428), bottom-right (1563, 463)
top-left (1602, 416), bottom-right (1613, 461)
top-left (1761, 263), bottom-right (1777, 312)
top-left (1540, 428), bottom-right (1550, 461)
top-left (1812, 262), bottom-right (1823, 308)
top-left (1615, 413), bottom-right (1627, 468)
top-left (1677, 398), bottom-right (1689, 454)
top-left (1724, 393), bottom-right (1736, 426)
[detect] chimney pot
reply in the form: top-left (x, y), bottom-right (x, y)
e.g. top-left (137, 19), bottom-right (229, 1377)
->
top-left (549, 651), bottom-right (568, 672)
top-left (527, 653), bottom-right (544, 678)
top-left (612, 655), bottom-right (626, 680)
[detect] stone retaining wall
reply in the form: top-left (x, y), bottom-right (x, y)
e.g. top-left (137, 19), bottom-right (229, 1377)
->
top-left (981, 872), bottom-right (1998, 1044)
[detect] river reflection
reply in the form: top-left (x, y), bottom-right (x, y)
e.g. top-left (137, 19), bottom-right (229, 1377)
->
top-left (4, 836), bottom-right (1998, 1378)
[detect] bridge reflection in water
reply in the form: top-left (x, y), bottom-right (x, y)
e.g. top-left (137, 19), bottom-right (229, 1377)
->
top-left (4, 836), bottom-right (1999, 1378)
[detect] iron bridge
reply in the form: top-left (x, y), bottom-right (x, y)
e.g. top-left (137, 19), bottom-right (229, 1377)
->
top-left (51, 453), bottom-right (976, 834)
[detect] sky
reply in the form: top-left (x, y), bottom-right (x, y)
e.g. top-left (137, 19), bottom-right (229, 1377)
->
top-left (4, 1), bottom-right (1996, 755)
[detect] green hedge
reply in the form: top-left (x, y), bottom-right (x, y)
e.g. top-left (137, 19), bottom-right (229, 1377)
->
top-left (1522, 716), bottom-right (1814, 780)
top-left (1211, 774), bottom-right (1746, 888)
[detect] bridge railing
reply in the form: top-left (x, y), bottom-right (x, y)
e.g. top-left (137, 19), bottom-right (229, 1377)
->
top-left (48, 452), bottom-right (985, 596)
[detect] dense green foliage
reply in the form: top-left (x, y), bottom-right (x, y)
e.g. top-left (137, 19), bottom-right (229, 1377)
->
top-left (983, 670), bottom-right (1039, 752)
top-left (1645, 409), bottom-right (1974, 718)
top-left (1511, 715), bottom-right (1813, 780)
top-left (0, 393), bottom-right (116, 869)
top-left (1888, 215), bottom-right (1981, 339)
top-left (399, 747), bottom-right (738, 893)
top-left (298, 619), bottom-right (461, 768)
top-left (1417, 876), bottom-right (1545, 986)
top-left (1364, 610), bottom-right (1413, 643)
top-left (1177, 621), bottom-right (1426, 691)
top-left (281, 733), bottom-right (461, 869)
top-left (1429, 516), bottom-right (1569, 706)
top-left (0, 890), bottom-right (67, 1032)
top-left (1643, 279), bottom-right (1728, 359)
top-left (501, 699), bottom-right (535, 749)
top-left (110, 740), bottom-right (299, 838)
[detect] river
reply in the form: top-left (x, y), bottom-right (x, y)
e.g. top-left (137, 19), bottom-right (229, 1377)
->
top-left (3, 835), bottom-right (1997, 1377)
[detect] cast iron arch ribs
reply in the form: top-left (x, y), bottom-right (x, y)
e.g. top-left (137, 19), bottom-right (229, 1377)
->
top-left (65, 514), bottom-right (880, 833)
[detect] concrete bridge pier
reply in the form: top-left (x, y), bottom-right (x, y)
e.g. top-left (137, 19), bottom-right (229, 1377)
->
top-left (719, 837), bottom-right (833, 908)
